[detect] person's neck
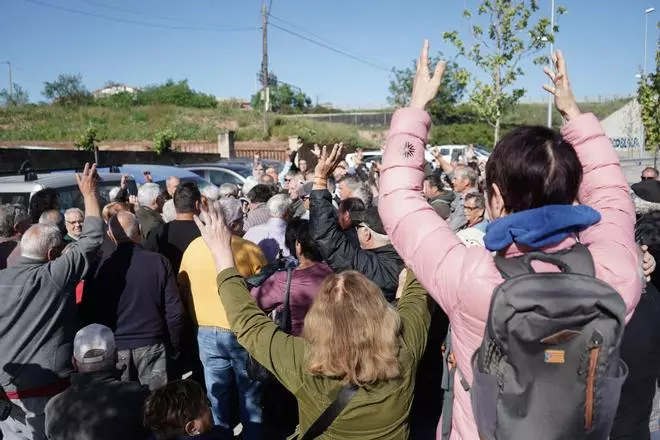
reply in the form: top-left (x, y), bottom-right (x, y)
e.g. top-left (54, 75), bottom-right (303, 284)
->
top-left (297, 256), bottom-right (316, 269)
top-left (176, 213), bottom-right (195, 221)
top-left (468, 217), bottom-right (483, 227)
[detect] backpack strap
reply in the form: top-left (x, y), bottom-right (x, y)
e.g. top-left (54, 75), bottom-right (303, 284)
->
top-left (299, 383), bottom-right (358, 440)
top-left (279, 268), bottom-right (294, 334)
top-left (495, 243), bottom-right (595, 279)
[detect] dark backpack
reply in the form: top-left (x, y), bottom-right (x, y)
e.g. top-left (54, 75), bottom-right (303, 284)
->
top-left (470, 244), bottom-right (629, 440)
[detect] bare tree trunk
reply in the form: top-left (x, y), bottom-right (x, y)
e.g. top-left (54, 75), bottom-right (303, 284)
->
top-left (93, 147), bottom-right (99, 165)
top-left (494, 116), bottom-right (501, 148)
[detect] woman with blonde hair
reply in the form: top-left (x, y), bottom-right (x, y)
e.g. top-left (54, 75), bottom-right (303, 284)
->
top-left (194, 204), bottom-right (432, 439)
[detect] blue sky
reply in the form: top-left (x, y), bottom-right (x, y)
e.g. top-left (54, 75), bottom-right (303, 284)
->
top-left (1, 0), bottom-right (658, 108)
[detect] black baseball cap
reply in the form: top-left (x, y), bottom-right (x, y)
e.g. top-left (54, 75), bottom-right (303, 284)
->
top-left (350, 206), bottom-right (386, 235)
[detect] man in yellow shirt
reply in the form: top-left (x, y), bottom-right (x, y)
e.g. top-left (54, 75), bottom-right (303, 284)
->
top-left (178, 198), bottom-right (267, 439)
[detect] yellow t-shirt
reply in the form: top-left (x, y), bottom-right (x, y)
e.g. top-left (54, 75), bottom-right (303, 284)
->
top-left (178, 236), bottom-right (267, 329)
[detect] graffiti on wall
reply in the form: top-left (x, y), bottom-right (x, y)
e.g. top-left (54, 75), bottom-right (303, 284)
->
top-left (610, 137), bottom-right (641, 149)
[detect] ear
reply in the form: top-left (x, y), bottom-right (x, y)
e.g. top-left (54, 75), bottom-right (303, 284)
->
top-left (184, 420), bottom-right (200, 436)
top-left (487, 183), bottom-right (507, 220)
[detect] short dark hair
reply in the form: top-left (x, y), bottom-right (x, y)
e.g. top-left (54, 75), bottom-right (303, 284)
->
top-left (143, 380), bottom-right (207, 440)
top-left (285, 219), bottom-right (304, 257)
top-left (636, 211), bottom-right (660, 253)
top-left (485, 125), bottom-right (582, 213)
top-left (424, 173), bottom-right (445, 191)
top-left (296, 220), bottom-right (323, 262)
top-left (173, 182), bottom-right (201, 214)
top-left (338, 197), bottom-right (366, 215)
top-left (247, 184), bottom-right (276, 204)
top-left (29, 188), bottom-right (60, 224)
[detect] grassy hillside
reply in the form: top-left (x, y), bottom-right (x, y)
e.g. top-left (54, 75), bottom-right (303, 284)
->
top-left (0, 98), bottom-right (630, 148)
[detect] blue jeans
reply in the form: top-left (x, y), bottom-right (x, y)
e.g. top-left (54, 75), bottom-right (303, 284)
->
top-left (197, 327), bottom-right (262, 440)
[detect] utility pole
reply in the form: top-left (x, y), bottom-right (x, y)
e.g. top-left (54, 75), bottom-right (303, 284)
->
top-left (261, 0), bottom-right (269, 134)
top-left (2, 61), bottom-right (12, 104)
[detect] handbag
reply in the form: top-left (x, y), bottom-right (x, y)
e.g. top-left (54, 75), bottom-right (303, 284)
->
top-left (246, 267), bottom-right (294, 382)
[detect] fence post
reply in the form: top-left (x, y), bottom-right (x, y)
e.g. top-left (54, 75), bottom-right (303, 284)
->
top-left (217, 131), bottom-right (235, 158)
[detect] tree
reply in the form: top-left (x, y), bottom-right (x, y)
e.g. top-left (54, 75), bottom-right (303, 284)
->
top-left (443, 0), bottom-right (566, 146)
top-left (251, 76), bottom-right (313, 114)
top-left (0, 83), bottom-right (29, 106)
top-left (388, 56), bottom-right (469, 124)
top-left (43, 73), bottom-right (92, 106)
top-left (638, 28), bottom-right (659, 162)
top-left (74, 126), bottom-right (100, 163)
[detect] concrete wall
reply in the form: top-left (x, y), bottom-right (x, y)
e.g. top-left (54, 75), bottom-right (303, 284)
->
top-left (601, 100), bottom-right (645, 154)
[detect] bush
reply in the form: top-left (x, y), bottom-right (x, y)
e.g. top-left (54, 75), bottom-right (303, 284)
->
top-left (136, 80), bottom-right (217, 108)
top-left (95, 92), bottom-right (135, 108)
top-left (74, 126), bottom-right (100, 152)
top-left (271, 117), bottom-right (375, 149)
top-left (152, 129), bottom-right (178, 155)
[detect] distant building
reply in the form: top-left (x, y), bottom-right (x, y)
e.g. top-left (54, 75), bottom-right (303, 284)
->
top-left (601, 99), bottom-right (644, 153)
top-left (216, 97), bottom-right (251, 109)
top-left (92, 84), bottom-right (138, 98)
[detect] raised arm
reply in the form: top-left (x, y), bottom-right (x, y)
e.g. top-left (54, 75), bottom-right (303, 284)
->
top-left (378, 41), bottom-right (473, 316)
top-left (543, 51), bottom-right (641, 320)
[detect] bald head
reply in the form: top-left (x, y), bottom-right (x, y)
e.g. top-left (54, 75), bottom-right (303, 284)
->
top-left (21, 223), bottom-right (62, 261)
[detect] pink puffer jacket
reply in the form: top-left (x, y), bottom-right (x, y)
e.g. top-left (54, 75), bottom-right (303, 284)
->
top-left (379, 108), bottom-right (642, 440)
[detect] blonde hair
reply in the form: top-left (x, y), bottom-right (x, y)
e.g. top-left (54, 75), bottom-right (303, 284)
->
top-left (302, 271), bottom-right (401, 386)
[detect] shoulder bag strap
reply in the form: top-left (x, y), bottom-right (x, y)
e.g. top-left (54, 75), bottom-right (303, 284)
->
top-left (280, 267), bottom-right (294, 333)
top-left (299, 384), bottom-right (358, 440)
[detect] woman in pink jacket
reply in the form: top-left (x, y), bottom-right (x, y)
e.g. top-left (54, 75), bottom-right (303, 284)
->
top-left (379, 41), bottom-right (643, 439)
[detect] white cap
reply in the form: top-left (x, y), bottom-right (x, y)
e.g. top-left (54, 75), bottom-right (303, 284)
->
top-left (73, 324), bottom-right (116, 364)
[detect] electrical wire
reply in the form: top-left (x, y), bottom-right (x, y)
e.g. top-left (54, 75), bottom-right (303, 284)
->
top-left (269, 22), bottom-right (390, 72)
top-left (75, 0), bottom-right (223, 30)
top-left (22, 0), bottom-right (258, 32)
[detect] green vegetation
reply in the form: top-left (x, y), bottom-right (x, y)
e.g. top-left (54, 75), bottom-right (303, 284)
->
top-left (638, 29), bottom-right (659, 152)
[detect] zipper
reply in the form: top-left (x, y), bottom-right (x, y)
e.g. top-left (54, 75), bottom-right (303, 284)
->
top-left (585, 332), bottom-right (603, 431)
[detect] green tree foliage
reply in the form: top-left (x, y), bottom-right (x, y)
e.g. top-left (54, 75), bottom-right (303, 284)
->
top-left (43, 74), bottom-right (92, 106)
top-left (0, 83), bottom-right (29, 106)
top-left (74, 126), bottom-right (100, 163)
top-left (388, 55), bottom-right (469, 124)
top-left (638, 28), bottom-right (660, 153)
top-left (444, 0), bottom-right (565, 146)
top-left (136, 80), bottom-right (217, 108)
top-left (152, 129), bottom-right (178, 155)
top-left (251, 80), bottom-right (313, 114)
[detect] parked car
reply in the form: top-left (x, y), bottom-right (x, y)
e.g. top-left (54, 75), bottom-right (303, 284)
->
top-left (345, 149), bottom-right (436, 170)
top-left (0, 172), bottom-right (137, 211)
top-left (102, 164), bottom-right (210, 190)
top-left (428, 145), bottom-right (491, 163)
top-left (183, 161), bottom-right (256, 187)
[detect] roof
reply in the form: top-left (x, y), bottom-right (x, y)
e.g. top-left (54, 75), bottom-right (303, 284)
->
top-left (0, 172), bottom-right (128, 193)
top-left (108, 164), bottom-right (208, 186)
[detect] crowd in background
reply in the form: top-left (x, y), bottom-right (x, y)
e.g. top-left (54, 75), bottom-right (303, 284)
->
top-left (0, 41), bottom-right (659, 440)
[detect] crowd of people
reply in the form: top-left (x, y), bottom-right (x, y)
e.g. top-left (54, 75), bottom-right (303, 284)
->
top-left (0, 40), bottom-right (660, 440)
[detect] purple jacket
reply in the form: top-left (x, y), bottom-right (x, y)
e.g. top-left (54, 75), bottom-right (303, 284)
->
top-left (379, 108), bottom-right (642, 439)
top-left (250, 262), bottom-right (333, 336)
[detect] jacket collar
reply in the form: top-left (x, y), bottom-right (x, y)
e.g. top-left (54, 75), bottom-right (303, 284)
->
top-left (70, 370), bottom-right (122, 387)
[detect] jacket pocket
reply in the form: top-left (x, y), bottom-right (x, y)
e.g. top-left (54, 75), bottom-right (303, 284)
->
top-left (471, 366), bottom-right (499, 439)
top-left (590, 358), bottom-right (628, 437)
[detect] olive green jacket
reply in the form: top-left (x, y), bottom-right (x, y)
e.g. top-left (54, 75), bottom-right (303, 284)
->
top-left (217, 268), bottom-right (432, 439)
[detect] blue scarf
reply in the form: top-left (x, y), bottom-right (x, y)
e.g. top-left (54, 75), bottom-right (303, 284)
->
top-left (484, 205), bottom-right (601, 252)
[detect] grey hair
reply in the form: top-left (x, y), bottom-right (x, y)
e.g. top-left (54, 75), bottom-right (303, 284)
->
top-left (219, 183), bottom-right (239, 198)
top-left (0, 204), bottom-right (28, 238)
top-left (117, 211), bottom-right (140, 239)
top-left (39, 209), bottom-right (63, 226)
top-left (138, 183), bottom-right (161, 207)
top-left (465, 192), bottom-right (486, 209)
top-left (267, 194), bottom-right (292, 218)
top-left (108, 187), bottom-right (120, 202)
top-left (201, 184), bottom-right (220, 201)
top-left (64, 207), bottom-right (84, 220)
top-left (214, 198), bottom-right (244, 226)
top-left (20, 224), bottom-right (62, 260)
top-left (340, 176), bottom-right (374, 207)
top-left (455, 166), bottom-right (478, 187)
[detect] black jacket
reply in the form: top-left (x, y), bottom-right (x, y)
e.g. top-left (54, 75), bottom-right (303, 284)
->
top-left (80, 243), bottom-right (184, 353)
top-left (309, 189), bottom-right (404, 301)
top-left (136, 206), bottom-right (164, 241)
top-left (45, 370), bottom-right (149, 440)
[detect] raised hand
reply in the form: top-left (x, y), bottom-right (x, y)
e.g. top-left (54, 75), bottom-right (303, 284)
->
top-left (312, 144), bottom-right (321, 158)
top-left (641, 245), bottom-right (656, 282)
top-left (194, 202), bottom-right (235, 273)
top-left (543, 50), bottom-right (581, 121)
top-left (411, 40), bottom-right (447, 111)
top-left (75, 163), bottom-right (99, 197)
top-left (129, 194), bottom-right (139, 207)
top-left (314, 143), bottom-right (344, 181)
top-left (120, 174), bottom-right (128, 190)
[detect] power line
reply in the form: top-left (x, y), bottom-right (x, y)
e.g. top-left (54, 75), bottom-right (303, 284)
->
top-left (22, 0), bottom-right (258, 32)
top-left (75, 0), bottom-right (223, 30)
top-left (269, 14), bottom-right (381, 67)
top-left (269, 22), bottom-right (390, 72)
